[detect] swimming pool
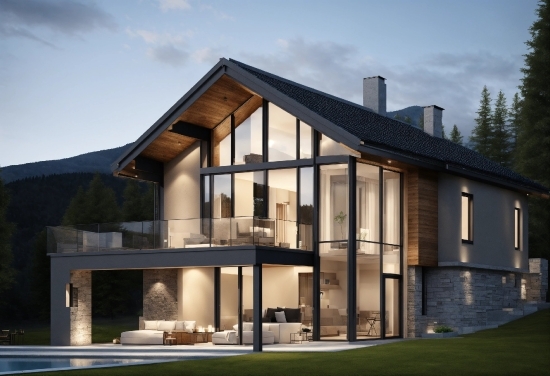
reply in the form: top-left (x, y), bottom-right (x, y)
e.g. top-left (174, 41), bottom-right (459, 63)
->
top-left (0, 357), bottom-right (172, 374)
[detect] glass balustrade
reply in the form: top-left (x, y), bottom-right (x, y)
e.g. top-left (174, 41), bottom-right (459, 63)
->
top-left (46, 217), bottom-right (312, 254)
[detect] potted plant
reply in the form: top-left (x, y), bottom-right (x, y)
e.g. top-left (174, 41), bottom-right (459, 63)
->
top-left (334, 211), bottom-right (347, 248)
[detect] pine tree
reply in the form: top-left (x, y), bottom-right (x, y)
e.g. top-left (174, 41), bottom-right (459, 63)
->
top-left (418, 112), bottom-right (424, 130)
top-left (470, 86), bottom-right (493, 158)
top-left (441, 124), bottom-right (446, 139)
top-left (30, 230), bottom-right (49, 321)
top-left (404, 115), bottom-right (412, 124)
top-left (141, 183), bottom-right (155, 221)
top-left (490, 90), bottom-right (512, 167)
top-left (516, 0), bottom-right (550, 260)
top-left (508, 92), bottom-right (522, 159)
top-left (450, 125), bottom-right (463, 145)
top-left (394, 113), bottom-right (404, 121)
top-left (0, 174), bottom-right (15, 297)
top-left (62, 173), bottom-right (121, 226)
top-left (122, 180), bottom-right (144, 222)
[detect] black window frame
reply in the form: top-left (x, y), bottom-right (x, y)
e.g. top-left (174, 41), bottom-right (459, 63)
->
top-left (461, 192), bottom-right (473, 244)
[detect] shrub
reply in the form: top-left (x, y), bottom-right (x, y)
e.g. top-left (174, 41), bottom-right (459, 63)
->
top-left (434, 325), bottom-right (453, 333)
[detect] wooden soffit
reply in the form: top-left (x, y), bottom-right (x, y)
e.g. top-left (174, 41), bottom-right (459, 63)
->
top-left (136, 74), bottom-right (260, 164)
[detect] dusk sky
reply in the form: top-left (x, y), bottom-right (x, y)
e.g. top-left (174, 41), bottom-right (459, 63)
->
top-left (0, 0), bottom-right (539, 167)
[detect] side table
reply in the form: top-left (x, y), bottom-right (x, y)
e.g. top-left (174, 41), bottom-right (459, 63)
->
top-left (290, 332), bottom-right (311, 344)
top-left (165, 336), bottom-right (177, 346)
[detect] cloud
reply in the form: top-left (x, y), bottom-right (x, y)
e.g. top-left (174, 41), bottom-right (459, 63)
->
top-left (147, 45), bottom-right (189, 66)
top-left (192, 47), bottom-right (223, 64)
top-left (157, 0), bottom-right (191, 12)
top-left (241, 38), bottom-right (524, 137)
top-left (0, 0), bottom-right (117, 35)
top-left (127, 28), bottom-right (193, 67)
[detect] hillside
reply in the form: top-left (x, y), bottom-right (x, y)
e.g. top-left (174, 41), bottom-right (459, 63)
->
top-left (0, 144), bottom-right (131, 184)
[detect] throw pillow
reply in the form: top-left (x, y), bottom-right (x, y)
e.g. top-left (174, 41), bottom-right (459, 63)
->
top-left (243, 322), bottom-right (254, 331)
top-left (143, 320), bottom-right (158, 330)
top-left (175, 321), bottom-right (185, 330)
top-left (275, 311), bottom-right (287, 323)
top-left (284, 308), bottom-right (301, 323)
top-left (158, 321), bottom-right (176, 332)
top-left (184, 320), bottom-right (196, 331)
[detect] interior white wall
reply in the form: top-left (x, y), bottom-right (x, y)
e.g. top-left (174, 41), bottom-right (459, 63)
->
top-left (262, 266), bottom-right (300, 309)
top-left (234, 176), bottom-right (254, 216)
top-left (178, 268), bottom-right (214, 328)
top-left (164, 141), bottom-right (200, 221)
top-left (358, 266), bottom-right (380, 311)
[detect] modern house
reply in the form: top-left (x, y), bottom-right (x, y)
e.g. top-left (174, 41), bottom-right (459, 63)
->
top-left (48, 58), bottom-right (549, 351)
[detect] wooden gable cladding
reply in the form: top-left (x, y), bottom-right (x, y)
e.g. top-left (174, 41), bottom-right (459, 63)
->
top-left (407, 168), bottom-right (438, 266)
top-left (175, 74), bottom-right (257, 129)
top-left (140, 131), bottom-right (196, 163)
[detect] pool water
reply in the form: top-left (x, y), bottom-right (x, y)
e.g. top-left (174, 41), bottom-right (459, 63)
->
top-left (0, 357), bottom-right (159, 374)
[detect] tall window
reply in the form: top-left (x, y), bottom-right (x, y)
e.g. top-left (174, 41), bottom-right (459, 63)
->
top-left (514, 208), bottom-right (520, 250)
top-left (461, 193), bottom-right (473, 243)
top-left (268, 103), bottom-right (296, 161)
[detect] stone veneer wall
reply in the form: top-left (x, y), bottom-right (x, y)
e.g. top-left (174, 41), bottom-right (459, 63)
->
top-left (525, 258), bottom-right (548, 302)
top-left (407, 258), bottom-right (548, 337)
top-left (70, 270), bottom-right (92, 346)
top-left (143, 269), bottom-right (178, 320)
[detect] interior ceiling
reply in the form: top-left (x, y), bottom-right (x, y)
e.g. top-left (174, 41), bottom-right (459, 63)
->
top-left (129, 74), bottom-right (261, 167)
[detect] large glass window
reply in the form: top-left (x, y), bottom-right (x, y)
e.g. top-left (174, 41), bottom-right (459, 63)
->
top-left (212, 174), bottom-right (232, 245)
top-left (320, 164), bottom-right (348, 242)
top-left (461, 193), bottom-right (473, 243)
top-left (235, 108), bottom-right (263, 165)
top-left (356, 163), bottom-right (380, 254)
top-left (300, 122), bottom-right (313, 159)
top-left (319, 164), bottom-right (348, 340)
top-left (319, 134), bottom-right (354, 156)
top-left (268, 103), bottom-right (296, 161)
top-left (299, 167), bottom-right (314, 250)
top-left (268, 169), bottom-right (297, 248)
top-left (213, 117), bottom-right (232, 167)
top-left (234, 171), bottom-right (265, 217)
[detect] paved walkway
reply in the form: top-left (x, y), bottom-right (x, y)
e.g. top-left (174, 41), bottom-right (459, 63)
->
top-left (0, 339), bottom-right (406, 360)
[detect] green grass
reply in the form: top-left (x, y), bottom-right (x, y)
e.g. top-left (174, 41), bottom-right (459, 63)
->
top-left (1, 316), bottom-right (138, 346)
top-left (43, 309), bottom-right (550, 376)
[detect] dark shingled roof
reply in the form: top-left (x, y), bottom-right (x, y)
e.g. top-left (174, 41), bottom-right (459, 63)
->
top-left (230, 59), bottom-right (547, 194)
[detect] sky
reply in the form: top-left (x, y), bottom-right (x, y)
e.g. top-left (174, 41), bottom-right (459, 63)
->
top-left (0, 0), bottom-right (540, 167)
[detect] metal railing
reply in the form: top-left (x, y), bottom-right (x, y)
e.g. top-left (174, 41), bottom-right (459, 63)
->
top-left (46, 217), bottom-right (313, 254)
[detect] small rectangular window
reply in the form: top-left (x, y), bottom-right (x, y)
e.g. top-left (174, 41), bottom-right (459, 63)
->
top-left (461, 193), bottom-right (473, 243)
top-left (514, 208), bottom-right (520, 250)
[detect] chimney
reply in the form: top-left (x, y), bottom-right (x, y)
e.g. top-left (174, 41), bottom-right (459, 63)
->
top-left (363, 76), bottom-right (386, 116)
top-left (423, 105), bottom-right (444, 137)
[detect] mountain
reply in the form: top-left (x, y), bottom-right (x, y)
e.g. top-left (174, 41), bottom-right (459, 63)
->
top-left (0, 144), bottom-right (131, 184)
top-left (387, 106), bottom-right (423, 128)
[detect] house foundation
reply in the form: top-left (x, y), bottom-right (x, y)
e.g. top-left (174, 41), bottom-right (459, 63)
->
top-left (407, 258), bottom-right (548, 336)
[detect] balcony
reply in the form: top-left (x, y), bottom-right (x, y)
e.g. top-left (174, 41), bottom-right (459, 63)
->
top-left (46, 217), bottom-right (313, 254)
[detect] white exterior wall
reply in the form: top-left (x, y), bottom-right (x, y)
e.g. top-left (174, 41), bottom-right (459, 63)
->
top-left (178, 268), bottom-right (215, 328)
top-left (164, 141), bottom-right (201, 220)
top-left (438, 173), bottom-right (529, 271)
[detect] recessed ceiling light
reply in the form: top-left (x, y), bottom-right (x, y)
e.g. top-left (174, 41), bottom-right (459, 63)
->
top-left (388, 160), bottom-right (392, 164)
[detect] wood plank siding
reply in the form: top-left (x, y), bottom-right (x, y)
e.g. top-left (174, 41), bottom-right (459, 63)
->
top-left (407, 169), bottom-right (438, 266)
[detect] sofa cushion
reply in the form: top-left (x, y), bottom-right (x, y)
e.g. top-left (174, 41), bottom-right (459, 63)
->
top-left (283, 308), bottom-right (301, 323)
top-left (143, 320), bottom-right (162, 330)
top-left (233, 322), bottom-right (254, 331)
top-left (157, 320), bottom-right (176, 332)
top-left (175, 321), bottom-right (185, 330)
top-left (184, 320), bottom-right (196, 331)
top-left (275, 311), bottom-right (287, 323)
top-left (265, 308), bottom-right (282, 322)
top-left (121, 330), bottom-right (163, 339)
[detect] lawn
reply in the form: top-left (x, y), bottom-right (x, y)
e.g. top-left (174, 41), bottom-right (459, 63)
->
top-left (46, 309), bottom-right (550, 376)
top-left (2, 316), bottom-right (139, 346)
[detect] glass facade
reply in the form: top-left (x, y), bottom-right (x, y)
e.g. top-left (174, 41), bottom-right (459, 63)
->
top-left (268, 103), bottom-right (296, 161)
top-left (207, 103), bottom-right (403, 341)
top-left (235, 108), bottom-right (263, 165)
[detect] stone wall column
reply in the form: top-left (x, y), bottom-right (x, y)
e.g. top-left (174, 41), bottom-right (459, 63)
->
top-left (407, 266), bottom-right (425, 337)
top-left (526, 258), bottom-right (548, 302)
top-left (70, 270), bottom-right (92, 346)
top-left (143, 269), bottom-right (178, 320)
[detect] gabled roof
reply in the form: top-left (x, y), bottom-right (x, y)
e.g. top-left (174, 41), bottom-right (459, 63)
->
top-left (112, 58), bottom-right (548, 196)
